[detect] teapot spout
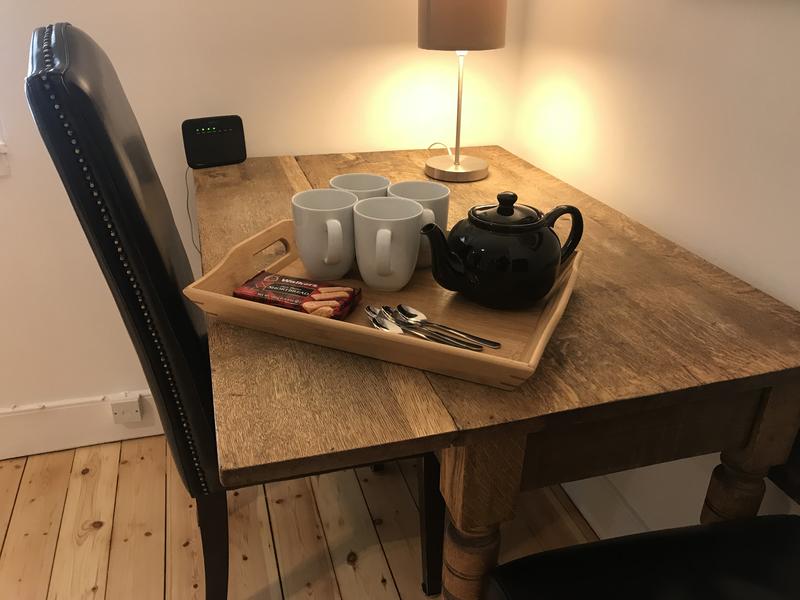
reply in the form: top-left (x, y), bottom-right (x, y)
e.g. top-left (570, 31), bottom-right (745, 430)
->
top-left (421, 223), bottom-right (466, 292)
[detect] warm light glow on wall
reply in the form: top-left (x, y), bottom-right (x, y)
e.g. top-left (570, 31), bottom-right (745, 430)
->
top-left (366, 61), bottom-right (452, 143)
top-left (362, 53), bottom-right (508, 151)
top-left (515, 74), bottom-right (595, 171)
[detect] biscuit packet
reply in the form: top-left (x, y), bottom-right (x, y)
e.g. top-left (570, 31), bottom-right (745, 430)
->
top-left (233, 271), bottom-right (361, 319)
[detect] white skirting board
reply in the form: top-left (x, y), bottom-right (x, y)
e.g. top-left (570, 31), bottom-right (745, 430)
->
top-left (564, 454), bottom-right (800, 539)
top-left (0, 390), bottom-right (163, 460)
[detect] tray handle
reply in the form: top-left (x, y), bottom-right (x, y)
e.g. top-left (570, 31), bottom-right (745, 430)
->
top-left (244, 219), bottom-right (297, 272)
top-left (185, 219), bottom-right (297, 301)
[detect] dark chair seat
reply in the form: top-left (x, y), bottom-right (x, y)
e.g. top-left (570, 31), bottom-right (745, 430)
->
top-left (485, 515), bottom-right (800, 600)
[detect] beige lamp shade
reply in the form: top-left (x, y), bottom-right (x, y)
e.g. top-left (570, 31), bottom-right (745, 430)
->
top-left (418, 0), bottom-right (507, 51)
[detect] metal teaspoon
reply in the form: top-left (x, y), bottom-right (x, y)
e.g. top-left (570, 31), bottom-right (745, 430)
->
top-left (380, 306), bottom-right (484, 351)
top-left (396, 304), bottom-right (502, 349)
top-left (365, 306), bottom-right (482, 351)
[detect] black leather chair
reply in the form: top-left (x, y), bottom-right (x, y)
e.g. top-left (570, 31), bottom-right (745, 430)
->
top-left (26, 22), bottom-right (445, 599)
top-left (485, 515), bottom-right (800, 600)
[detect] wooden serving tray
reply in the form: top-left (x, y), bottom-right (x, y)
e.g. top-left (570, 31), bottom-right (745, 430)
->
top-left (184, 219), bottom-right (582, 390)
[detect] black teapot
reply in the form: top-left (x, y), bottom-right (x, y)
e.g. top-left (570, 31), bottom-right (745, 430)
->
top-left (421, 191), bottom-right (583, 309)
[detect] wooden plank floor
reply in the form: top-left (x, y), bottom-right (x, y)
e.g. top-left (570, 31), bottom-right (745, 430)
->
top-left (0, 436), bottom-right (597, 599)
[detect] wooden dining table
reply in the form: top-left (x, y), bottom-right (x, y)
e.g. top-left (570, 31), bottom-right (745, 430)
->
top-left (194, 146), bottom-right (800, 599)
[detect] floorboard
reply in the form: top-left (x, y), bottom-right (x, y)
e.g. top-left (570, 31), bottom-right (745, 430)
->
top-left (0, 438), bottom-right (596, 599)
top-left (312, 470), bottom-right (400, 600)
top-left (517, 487), bottom-right (597, 551)
top-left (355, 463), bottom-right (429, 600)
top-left (227, 485), bottom-right (282, 599)
top-left (166, 453), bottom-right (204, 600)
top-left (0, 450), bottom-right (74, 600)
top-left (0, 457), bottom-right (26, 554)
top-left (47, 443), bottom-right (120, 600)
top-left (106, 437), bottom-right (166, 600)
top-left (396, 459), bottom-right (419, 509)
top-left (266, 477), bottom-right (341, 600)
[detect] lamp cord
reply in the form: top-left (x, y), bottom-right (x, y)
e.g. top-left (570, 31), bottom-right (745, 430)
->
top-left (427, 142), bottom-right (453, 157)
top-left (185, 165), bottom-right (201, 254)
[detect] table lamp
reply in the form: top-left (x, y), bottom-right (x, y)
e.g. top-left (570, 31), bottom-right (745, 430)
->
top-left (418, 0), bottom-right (507, 182)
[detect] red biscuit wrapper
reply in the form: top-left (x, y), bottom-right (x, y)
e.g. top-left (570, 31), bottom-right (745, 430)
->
top-left (233, 271), bottom-right (361, 319)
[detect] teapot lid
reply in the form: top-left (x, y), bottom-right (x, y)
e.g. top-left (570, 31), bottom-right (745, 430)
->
top-left (469, 192), bottom-right (543, 232)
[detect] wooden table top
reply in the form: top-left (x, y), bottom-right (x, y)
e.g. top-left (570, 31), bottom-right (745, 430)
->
top-left (194, 147), bottom-right (800, 486)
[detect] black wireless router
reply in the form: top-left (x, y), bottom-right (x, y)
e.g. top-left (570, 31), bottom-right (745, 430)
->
top-left (181, 115), bottom-right (246, 169)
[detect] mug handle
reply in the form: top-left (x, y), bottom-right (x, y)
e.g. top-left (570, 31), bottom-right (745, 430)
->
top-left (376, 228), bottom-right (392, 276)
top-left (543, 205), bottom-right (584, 263)
top-left (421, 208), bottom-right (436, 227)
top-left (323, 219), bottom-right (342, 265)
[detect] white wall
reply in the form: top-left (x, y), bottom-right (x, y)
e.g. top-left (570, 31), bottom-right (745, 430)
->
top-left (508, 0), bottom-right (800, 308)
top-left (0, 1), bottom-right (521, 418)
top-left (507, 0), bottom-right (800, 532)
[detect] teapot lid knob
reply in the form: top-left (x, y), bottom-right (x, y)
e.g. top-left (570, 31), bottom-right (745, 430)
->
top-left (469, 190), bottom-right (542, 230)
top-left (497, 191), bottom-right (518, 216)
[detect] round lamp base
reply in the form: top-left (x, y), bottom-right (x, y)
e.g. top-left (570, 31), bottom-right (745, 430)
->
top-left (424, 154), bottom-right (489, 183)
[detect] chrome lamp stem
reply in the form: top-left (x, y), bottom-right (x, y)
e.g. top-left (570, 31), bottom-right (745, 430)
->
top-left (454, 50), bottom-right (466, 167)
top-left (423, 49), bottom-right (488, 182)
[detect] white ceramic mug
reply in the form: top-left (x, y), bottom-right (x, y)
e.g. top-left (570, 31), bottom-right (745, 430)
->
top-left (330, 173), bottom-right (390, 200)
top-left (354, 197), bottom-right (423, 291)
top-left (291, 188), bottom-right (358, 280)
top-left (387, 180), bottom-right (450, 268)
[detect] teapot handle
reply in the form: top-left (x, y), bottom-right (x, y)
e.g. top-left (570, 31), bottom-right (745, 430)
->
top-left (543, 205), bottom-right (584, 263)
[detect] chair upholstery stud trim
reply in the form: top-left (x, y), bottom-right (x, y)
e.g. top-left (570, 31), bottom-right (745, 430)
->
top-left (36, 24), bottom-right (210, 494)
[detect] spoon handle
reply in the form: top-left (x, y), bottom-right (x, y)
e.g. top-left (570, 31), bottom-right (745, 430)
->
top-left (422, 329), bottom-right (484, 352)
top-left (424, 322), bottom-right (502, 349)
top-left (381, 306), bottom-right (484, 351)
top-left (398, 323), bottom-right (483, 351)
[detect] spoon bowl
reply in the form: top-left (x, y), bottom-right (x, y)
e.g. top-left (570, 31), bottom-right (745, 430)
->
top-left (368, 312), bottom-right (403, 334)
top-left (396, 304), bottom-right (427, 321)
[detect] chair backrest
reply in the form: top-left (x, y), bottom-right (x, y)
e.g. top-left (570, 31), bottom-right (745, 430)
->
top-left (26, 23), bottom-right (220, 496)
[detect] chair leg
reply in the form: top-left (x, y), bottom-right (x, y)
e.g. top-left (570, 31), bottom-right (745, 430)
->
top-left (419, 453), bottom-right (445, 596)
top-left (196, 491), bottom-right (229, 600)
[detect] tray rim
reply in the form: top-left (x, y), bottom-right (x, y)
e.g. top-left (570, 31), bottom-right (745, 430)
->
top-left (184, 219), bottom-right (582, 389)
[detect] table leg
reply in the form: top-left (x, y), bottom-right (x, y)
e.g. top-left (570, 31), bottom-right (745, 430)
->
top-left (702, 381), bottom-right (800, 522)
top-left (439, 435), bottom-right (526, 600)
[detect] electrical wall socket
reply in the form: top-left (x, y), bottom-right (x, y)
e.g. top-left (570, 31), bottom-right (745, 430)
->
top-left (0, 118), bottom-right (9, 177)
top-left (0, 141), bottom-right (9, 178)
top-left (109, 391), bottom-right (143, 424)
